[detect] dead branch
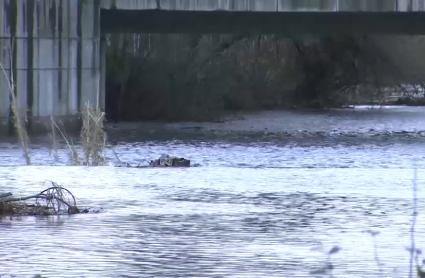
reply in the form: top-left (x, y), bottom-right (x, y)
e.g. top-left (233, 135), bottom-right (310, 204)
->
top-left (0, 182), bottom-right (80, 215)
top-left (0, 193), bottom-right (12, 199)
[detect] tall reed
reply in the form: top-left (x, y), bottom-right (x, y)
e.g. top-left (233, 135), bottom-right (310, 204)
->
top-left (50, 116), bottom-right (81, 165)
top-left (0, 44), bottom-right (31, 164)
top-left (80, 105), bottom-right (106, 166)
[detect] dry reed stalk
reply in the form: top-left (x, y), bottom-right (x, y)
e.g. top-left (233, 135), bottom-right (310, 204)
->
top-left (81, 105), bottom-right (106, 166)
top-left (409, 169), bottom-right (418, 278)
top-left (50, 116), bottom-right (81, 165)
top-left (49, 115), bottom-right (58, 160)
top-left (0, 45), bottom-right (31, 165)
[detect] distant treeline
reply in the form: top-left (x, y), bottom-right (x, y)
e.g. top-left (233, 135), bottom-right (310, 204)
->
top-left (105, 34), bottom-right (425, 121)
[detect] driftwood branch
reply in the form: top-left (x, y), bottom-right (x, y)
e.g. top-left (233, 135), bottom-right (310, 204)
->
top-left (0, 182), bottom-right (80, 215)
top-left (0, 193), bottom-right (12, 199)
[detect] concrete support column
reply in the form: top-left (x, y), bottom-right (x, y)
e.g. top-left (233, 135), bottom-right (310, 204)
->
top-left (0, 0), bottom-right (102, 130)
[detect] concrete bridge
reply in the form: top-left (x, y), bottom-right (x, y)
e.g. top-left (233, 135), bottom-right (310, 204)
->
top-left (1, 0), bottom-right (425, 130)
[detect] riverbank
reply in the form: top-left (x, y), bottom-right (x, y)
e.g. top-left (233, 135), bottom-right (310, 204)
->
top-left (0, 115), bottom-right (81, 137)
top-left (105, 106), bottom-right (425, 141)
top-left (1, 105), bottom-right (425, 146)
top-left (106, 34), bottom-right (415, 122)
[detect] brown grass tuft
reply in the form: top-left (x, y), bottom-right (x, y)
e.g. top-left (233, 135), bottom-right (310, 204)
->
top-left (81, 105), bottom-right (106, 166)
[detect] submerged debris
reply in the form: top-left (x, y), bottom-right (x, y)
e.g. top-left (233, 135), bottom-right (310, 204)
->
top-left (113, 151), bottom-right (192, 168)
top-left (0, 182), bottom-right (87, 216)
top-left (149, 154), bottom-right (190, 167)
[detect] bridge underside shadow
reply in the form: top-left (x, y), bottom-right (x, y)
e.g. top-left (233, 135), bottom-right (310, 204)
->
top-left (101, 10), bottom-right (425, 35)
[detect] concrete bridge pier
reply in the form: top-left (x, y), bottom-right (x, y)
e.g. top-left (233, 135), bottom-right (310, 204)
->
top-left (0, 0), bottom-right (103, 133)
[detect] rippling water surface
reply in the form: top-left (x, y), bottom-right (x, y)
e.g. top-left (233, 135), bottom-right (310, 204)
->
top-left (1, 107), bottom-right (425, 277)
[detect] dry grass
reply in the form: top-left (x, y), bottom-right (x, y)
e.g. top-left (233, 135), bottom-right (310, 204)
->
top-left (50, 116), bottom-right (81, 165)
top-left (10, 86), bottom-right (30, 165)
top-left (0, 46), bottom-right (31, 165)
top-left (81, 105), bottom-right (106, 166)
top-left (49, 106), bottom-right (106, 166)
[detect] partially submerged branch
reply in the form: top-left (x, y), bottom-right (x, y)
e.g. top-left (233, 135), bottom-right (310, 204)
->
top-left (0, 182), bottom-right (83, 216)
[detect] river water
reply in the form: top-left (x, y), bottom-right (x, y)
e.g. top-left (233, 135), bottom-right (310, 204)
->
top-left (1, 106), bottom-right (425, 277)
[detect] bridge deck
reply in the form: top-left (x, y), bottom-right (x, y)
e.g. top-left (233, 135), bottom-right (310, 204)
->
top-left (101, 0), bottom-right (425, 12)
top-left (101, 10), bottom-right (425, 34)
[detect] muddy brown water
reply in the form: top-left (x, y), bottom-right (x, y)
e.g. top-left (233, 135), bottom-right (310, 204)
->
top-left (1, 106), bottom-right (425, 277)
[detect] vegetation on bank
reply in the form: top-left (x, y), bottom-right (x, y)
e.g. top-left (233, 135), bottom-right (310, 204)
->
top-left (106, 34), bottom-right (424, 121)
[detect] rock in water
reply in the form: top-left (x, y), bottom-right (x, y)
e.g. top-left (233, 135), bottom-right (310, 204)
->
top-left (149, 155), bottom-right (190, 167)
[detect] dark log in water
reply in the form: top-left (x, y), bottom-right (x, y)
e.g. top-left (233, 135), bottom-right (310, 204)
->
top-left (149, 155), bottom-right (191, 167)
